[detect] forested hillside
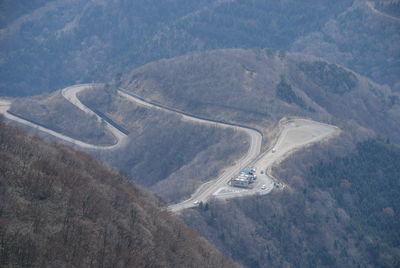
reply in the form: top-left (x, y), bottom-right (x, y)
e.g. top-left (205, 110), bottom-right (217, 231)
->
top-left (0, 0), bottom-right (213, 96)
top-left (181, 139), bottom-right (400, 267)
top-left (0, 120), bottom-right (239, 268)
top-left (4, 0), bottom-right (397, 97)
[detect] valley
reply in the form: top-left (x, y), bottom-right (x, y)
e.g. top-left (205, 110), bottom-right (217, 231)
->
top-left (1, 1), bottom-right (399, 266)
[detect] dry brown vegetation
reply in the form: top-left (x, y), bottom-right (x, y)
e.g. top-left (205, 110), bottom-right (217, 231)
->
top-left (10, 90), bottom-right (115, 145)
top-left (79, 85), bottom-right (248, 203)
top-left (0, 120), bottom-right (240, 268)
top-left (7, 83), bottom-right (248, 203)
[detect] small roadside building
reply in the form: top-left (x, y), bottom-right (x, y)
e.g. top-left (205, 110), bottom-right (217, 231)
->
top-left (231, 175), bottom-right (250, 188)
top-left (231, 167), bottom-right (257, 188)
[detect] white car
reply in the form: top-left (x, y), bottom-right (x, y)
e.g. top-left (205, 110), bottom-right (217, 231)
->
top-left (272, 148), bottom-right (276, 153)
top-left (193, 200), bottom-right (200, 205)
top-left (261, 184), bottom-right (266, 190)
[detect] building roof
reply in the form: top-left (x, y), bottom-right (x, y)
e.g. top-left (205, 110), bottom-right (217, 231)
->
top-left (240, 168), bottom-right (254, 175)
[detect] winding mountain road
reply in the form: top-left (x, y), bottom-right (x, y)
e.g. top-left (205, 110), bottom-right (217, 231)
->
top-left (61, 84), bottom-right (129, 149)
top-left (0, 84), bottom-right (339, 212)
top-left (0, 84), bottom-right (128, 150)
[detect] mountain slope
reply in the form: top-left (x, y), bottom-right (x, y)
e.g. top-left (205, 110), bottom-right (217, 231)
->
top-left (9, 48), bottom-right (399, 204)
top-left (120, 49), bottom-right (400, 143)
top-left (0, 119), bottom-right (239, 268)
top-left (6, 83), bottom-right (248, 203)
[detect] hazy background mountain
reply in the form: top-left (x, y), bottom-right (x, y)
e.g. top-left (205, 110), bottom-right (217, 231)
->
top-left (0, 0), bottom-right (213, 96)
top-left (292, 0), bottom-right (400, 88)
top-left (1, 0), bottom-right (398, 96)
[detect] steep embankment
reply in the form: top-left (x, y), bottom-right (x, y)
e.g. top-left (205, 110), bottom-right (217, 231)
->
top-left (0, 120), bottom-right (239, 268)
top-left (9, 86), bottom-right (117, 147)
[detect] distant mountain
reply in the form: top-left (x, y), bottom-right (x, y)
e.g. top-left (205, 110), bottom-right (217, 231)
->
top-left (0, 120), bottom-right (239, 268)
top-left (0, 0), bottom-right (213, 96)
top-left (292, 0), bottom-right (400, 88)
top-left (5, 0), bottom-right (398, 97)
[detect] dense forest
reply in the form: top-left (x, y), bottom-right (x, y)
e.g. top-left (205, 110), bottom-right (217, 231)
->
top-left (0, 120), bottom-right (239, 267)
top-left (308, 139), bottom-right (400, 257)
top-left (181, 139), bottom-right (400, 267)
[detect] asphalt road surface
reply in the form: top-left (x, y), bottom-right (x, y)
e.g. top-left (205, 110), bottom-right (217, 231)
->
top-left (0, 84), bottom-right (128, 150)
